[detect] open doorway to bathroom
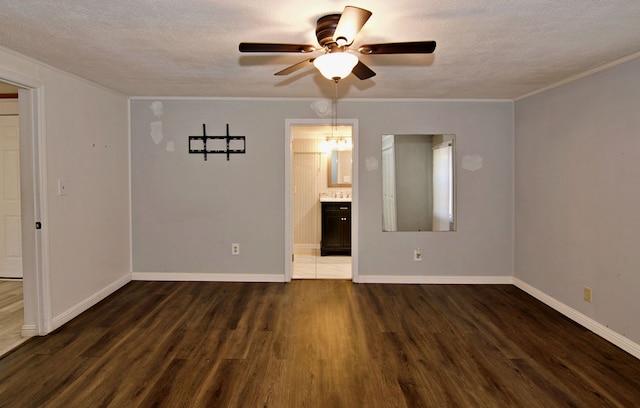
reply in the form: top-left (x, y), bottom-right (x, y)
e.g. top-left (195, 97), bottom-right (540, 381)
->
top-left (291, 124), bottom-right (352, 279)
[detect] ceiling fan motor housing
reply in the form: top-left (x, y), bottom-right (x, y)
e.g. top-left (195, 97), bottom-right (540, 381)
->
top-left (316, 14), bottom-right (341, 47)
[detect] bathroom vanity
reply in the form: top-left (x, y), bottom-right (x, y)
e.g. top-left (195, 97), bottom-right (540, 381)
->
top-left (320, 199), bottom-right (351, 256)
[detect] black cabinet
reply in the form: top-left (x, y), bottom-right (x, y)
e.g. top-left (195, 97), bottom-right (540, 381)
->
top-left (321, 202), bottom-right (351, 256)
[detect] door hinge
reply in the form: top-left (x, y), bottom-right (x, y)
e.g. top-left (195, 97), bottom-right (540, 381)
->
top-left (35, 222), bottom-right (42, 230)
top-left (292, 254), bottom-right (295, 263)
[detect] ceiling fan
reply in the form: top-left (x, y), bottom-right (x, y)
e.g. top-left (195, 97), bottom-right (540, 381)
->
top-left (239, 6), bottom-right (436, 82)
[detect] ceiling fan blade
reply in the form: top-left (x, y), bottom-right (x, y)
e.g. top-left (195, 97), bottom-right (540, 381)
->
top-left (333, 6), bottom-right (372, 46)
top-left (351, 60), bottom-right (376, 80)
top-left (274, 58), bottom-right (314, 76)
top-left (239, 43), bottom-right (316, 53)
top-left (357, 41), bottom-right (437, 55)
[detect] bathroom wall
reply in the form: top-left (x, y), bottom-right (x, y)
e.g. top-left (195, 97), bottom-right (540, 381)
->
top-left (130, 98), bottom-right (513, 281)
top-left (0, 99), bottom-right (19, 115)
top-left (293, 135), bottom-right (352, 252)
top-left (293, 137), bottom-right (325, 249)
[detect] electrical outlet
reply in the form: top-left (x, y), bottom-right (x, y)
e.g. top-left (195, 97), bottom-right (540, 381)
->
top-left (413, 248), bottom-right (422, 262)
top-left (583, 286), bottom-right (593, 303)
top-left (232, 243), bottom-right (240, 255)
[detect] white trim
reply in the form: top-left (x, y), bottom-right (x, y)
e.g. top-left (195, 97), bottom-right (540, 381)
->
top-left (127, 99), bottom-right (133, 276)
top-left (50, 274), bottom-right (131, 331)
top-left (357, 275), bottom-right (513, 284)
top-left (21, 324), bottom-right (38, 337)
top-left (130, 96), bottom-right (513, 103)
top-left (131, 54), bottom-right (640, 103)
top-left (0, 45), bottom-right (125, 98)
top-left (285, 119), bottom-right (359, 284)
top-left (351, 120), bottom-right (359, 283)
top-left (0, 67), bottom-right (42, 90)
top-left (284, 121), bottom-right (292, 282)
top-left (0, 65), bottom-right (51, 336)
top-left (515, 51), bottom-right (640, 101)
top-left (32, 86), bottom-right (52, 335)
top-left (132, 272), bottom-right (285, 282)
top-left (514, 278), bottom-right (640, 360)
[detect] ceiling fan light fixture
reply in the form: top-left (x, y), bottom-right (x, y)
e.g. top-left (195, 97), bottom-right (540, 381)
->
top-left (335, 36), bottom-right (349, 47)
top-left (313, 52), bottom-right (358, 81)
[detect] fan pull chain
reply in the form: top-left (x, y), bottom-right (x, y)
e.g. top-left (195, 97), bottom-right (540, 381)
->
top-left (332, 80), bottom-right (339, 137)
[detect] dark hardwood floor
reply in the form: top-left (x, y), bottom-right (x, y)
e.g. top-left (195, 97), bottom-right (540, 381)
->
top-left (1, 281), bottom-right (639, 407)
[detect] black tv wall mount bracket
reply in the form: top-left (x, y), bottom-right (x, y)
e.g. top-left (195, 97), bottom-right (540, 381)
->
top-left (188, 123), bottom-right (246, 161)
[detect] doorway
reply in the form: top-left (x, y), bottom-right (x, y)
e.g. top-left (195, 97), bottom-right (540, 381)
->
top-left (285, 120), bottom-right (358, 281)
top-left (0, 67), bottom-right (48, 346)
top-left (0, 81), bottom-right (26, 355)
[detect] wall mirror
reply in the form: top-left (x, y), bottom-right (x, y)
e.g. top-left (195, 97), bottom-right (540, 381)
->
top-left (328, 150), bottom-right (352, 187)
top-left (382, 134), bottom-right (456, 232)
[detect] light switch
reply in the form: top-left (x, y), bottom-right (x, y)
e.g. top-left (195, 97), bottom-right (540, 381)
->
top-left (57, 179), bottom-right (68, 196)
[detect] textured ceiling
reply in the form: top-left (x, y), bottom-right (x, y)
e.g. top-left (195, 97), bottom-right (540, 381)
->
top-left (1, 0), bottom-right (640, 100)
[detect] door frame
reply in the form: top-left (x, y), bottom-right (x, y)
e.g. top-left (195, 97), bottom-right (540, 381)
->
top-left (0, 67), bottom-right (51, 336)
top-left (284, 118), bottom-right (359, 282)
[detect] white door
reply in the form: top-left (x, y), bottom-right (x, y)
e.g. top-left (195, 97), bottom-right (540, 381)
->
top-left (0, 116), bottom-right (22, 278)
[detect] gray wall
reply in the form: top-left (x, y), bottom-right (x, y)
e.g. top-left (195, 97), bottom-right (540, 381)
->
top-left (131, 98), bottom-right (514, 279)
top-left (515, 56), bottom-right (640, 345)
top-left (0, 46), bottom-right (131, 330)
top-left (131, 99), bottom-right (296, 276)
top-left (395, 135), bottom-right (433, 232)
top-left (42, 70), bottom-right (130, 323)
top-left (355, 101), bottom-right (513, 278)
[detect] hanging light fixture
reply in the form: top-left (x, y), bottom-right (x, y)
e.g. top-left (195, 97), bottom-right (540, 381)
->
top-left (321, 136), bottom-right (352, 153)
top-left (313, 51), bottom-right (358, 82)
top-left (317, 67), bottom-right (352, 155)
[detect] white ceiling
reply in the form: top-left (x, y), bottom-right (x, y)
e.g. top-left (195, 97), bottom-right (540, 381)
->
top-left (1, 0), bottom-right (640, 100)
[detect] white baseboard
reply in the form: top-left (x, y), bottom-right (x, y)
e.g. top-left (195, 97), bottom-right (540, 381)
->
top-left (132, 272), bottom-right (286, 283)
top-left (51, 274), bottom-right (131, 331)
top-left (358, 275), bottom-right (640, 360)
top-left (46, 271), bottom-right (637, 361)
top-left (357, 275), bottom-right (513, 284)
top-left (513, 278), bottom-right (640, 360)
top-left (21, 324), bottom-right (37, 337)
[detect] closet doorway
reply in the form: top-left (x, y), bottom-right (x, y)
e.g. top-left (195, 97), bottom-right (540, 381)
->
top-left (287, 121), bottom-right (357, 280)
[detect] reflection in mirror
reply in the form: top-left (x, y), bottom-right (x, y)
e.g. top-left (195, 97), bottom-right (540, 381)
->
top-left (382, 134), bottom-right (455, 232)
top-left (328, 150), bottom-right (352, 187)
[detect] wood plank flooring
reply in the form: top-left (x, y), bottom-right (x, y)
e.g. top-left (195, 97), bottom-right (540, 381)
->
top-left (0, 280), bottom-right (25, 357)
top-left (1, 281), bottom-right (639, 407)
